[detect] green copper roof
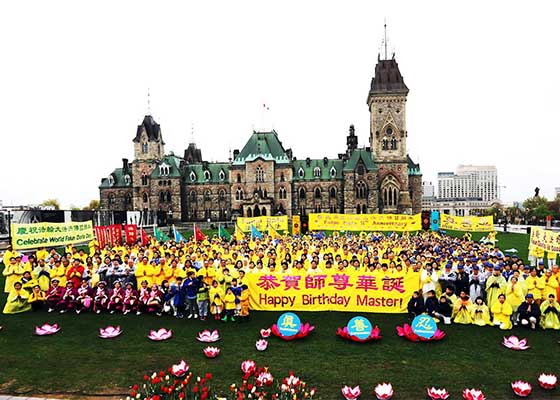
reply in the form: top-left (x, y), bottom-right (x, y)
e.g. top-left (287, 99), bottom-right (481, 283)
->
top-left (407, 155), bottom-right (421, 176)
top-left (184, 162), bottom-right (230, 184)
top-left (233, 131), bottom-right (290, 165)
top-left (292, 159), bottom-right (343, 181)
top-left (99, 167), bottom-right (132, 188)
top-left (344, 149), bottom-right (377, 172)
top-left (151, 155), bottom-right (183, 178)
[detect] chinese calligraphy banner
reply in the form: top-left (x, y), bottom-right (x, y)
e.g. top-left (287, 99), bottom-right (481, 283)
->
top-left (236, 216), bottom-right (288, 232)
top-left (246, 271), bottom-right (420, 313)
top-left (439, 214), bottom-right (494, 232)
top-left (529, 227), bottom-right (560, 253)
top-left (308, 213), bottom-right (421, 232)
top-left (12, 221), bottom-right (94, 250)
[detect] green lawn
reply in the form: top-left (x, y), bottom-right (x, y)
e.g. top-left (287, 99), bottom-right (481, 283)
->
top-left (1, 231), bottom-right (558, 399)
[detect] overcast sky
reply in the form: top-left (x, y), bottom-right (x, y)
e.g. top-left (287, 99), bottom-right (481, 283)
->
top-left (1, 0), bottom-right (558, 208)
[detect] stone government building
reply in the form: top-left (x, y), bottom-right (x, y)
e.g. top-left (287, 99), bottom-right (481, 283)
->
top-left (99, 53), bottom-right (422, 223)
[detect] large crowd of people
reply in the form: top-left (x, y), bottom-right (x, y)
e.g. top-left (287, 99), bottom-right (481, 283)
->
top-left (1, 230), bottom-right (559, 330)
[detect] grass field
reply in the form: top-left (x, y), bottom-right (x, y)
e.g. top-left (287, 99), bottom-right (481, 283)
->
top-left (1, 231), bottom-right (559, 399)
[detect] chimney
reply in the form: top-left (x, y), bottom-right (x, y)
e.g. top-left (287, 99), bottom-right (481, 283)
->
top-left (305, 157), bottom-right (311, 167)
top-left (122, 158), bottom-right (129, 172)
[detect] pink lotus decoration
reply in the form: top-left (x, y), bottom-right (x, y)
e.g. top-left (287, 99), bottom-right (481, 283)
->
top-left (538, 373), bottom-right (558, 389)
top-left (148, 328), bottom-right (173, 341)
top-left (260, 328), bottom-right (271, 338)
top-left (336, 326), bottom-right (382, 343)
top-left (427, 387), bottom-right (449, 400)
top-left (374, 382), bottom-right (393, 400)
top-left (170, 360), bottom-right (189, 377)
top-left (203, 346), bottom-right (220, 358)
top-left (99, 326), bottom-right (122, 339)
top-left (271, 322), bottom-right (315, 341)
top-left (396, 324), bottom-right (445, 342)
top-left (463, 388), bottom-right (485, 400)
top-left (241, 360), bottom-right (256, 375)
top-left (511, 380), bottom-right (532, 397)
top-left (35, 323), bottom-right (60, 336)
top-left (502, 336), bottom-right (529, 351)
top-left (196, 329), bottom-right (220, 343)
top-left (256, 339), bottom-right (268, 351)
top-left (341, 385), bottom-right (361, 400)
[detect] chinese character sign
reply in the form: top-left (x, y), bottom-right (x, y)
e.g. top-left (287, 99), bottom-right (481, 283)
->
top-left (277, 312), bottom-right (301, 336)
top-left (12, 221), bottom-right (94, 250)
top-left (236, 216), bottom-right (288, 232)
top-left (308, 213), bottom-right (421, 232)
top-left (411, 315), bottom-right (437, 339)
top-left (439, 214), bottom-right (494, 232)
top-left (530, 227), bottom-right (560, 253)
top-left (347, 316), bottom-right (373, 340)
top-left (247, 271), bottom-right (420, 313)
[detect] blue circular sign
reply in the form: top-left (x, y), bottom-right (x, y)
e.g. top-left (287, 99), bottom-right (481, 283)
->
top-left (277, 312), bottom-right (301, 337)
top-left (347, 316), bottom-right (373, 340)
top-left (411, 315), bottom-right (437, 339)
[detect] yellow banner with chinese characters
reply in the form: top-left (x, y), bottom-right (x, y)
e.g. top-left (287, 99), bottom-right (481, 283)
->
top-left (529, 227), bottom-right (560, 253)
top-left (247, 271), bottom-right (420, 313)
top-left (439, 214), bottom-right (494, 232)
top-left (11, 221), bottom-right (94, 250)
top-left (236, 216), bottom-right (288, 232)
top-left (308, 213), bottom-right (421, 232)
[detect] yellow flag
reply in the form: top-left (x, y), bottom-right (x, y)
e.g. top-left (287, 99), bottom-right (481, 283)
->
top-left (269, 224), bottom-right (280, 239)
top-left (235, 224), bottom-right (244, 240)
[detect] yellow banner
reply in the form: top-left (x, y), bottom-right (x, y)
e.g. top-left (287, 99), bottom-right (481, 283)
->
top-left (236, 216), bottom-right (288, 232)
top-left (12, 221), bottom-right (94, 250)
top-left (291, 215), bottom-right (301, 236)
top-left (530, 227), bottom-right (560, 253)
top-left (247, 271), bottom-right (420, 313)
top-left (439, 214), bottom-right (494, 232)
top-left (309, 213), bottom-right (421, 232)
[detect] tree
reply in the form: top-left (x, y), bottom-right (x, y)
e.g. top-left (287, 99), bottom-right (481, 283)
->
top-left (83, 199), bottom-right (100, 210)
top-left (547, 199), bottom-right (560, 220)
top-left (41, 199), bottom-right (60, 210)
top-left (523, 196), bottom-right (550, 223)
top-left (69, 205), bottom-right (80, 211)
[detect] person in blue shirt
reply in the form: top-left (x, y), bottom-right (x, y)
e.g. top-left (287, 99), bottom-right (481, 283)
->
top-left (183, 271), bottom-right (199, 319)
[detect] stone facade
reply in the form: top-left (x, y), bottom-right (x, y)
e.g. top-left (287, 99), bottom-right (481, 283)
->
top-left (99, 54), bottom-right (422, 223)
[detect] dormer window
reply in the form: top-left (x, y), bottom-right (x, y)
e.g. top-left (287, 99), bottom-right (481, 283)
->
top-left (298, 167), bottom-right (305, 179)
top-left (108, 175), bottom-right (115, 186)
top-left (159, 163), bottom-right (170, 176)
top-left (330, 167), bottom-right (337, 178)
top-left (142, 142), bottom-right (149, 154)
top-left (204, 170), bottom-right (211, 181)
top-left (256, 166), bottom-right (264, 183)
top-left (190, 171), bottom-right (196, 182)
top-left (313, 167), bottom-right (321, 178)
top-left (219, 170), bottom-right (225, 181)
top-left (124, 175), bottom-right (131, 185)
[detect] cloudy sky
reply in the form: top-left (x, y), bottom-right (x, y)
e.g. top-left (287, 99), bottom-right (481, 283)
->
top-left (1, 0), bottom-right (558, 208)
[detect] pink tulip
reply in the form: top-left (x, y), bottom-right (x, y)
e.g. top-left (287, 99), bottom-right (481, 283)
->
top-left (374, 382), bottom-right (393, 400)
top-left (147, 328), bottom-right (173, 341)
top-left (341, 385), bottom-right (361, 400)
top-left (203, 346), bottom-right (220, 358)
top-left (170, 360), bottom-right (189, 377)
top-left (256, 339), bottom-right (268, 351)
top-left (241, 360), bottom-right (256, 375)
top-left (260, 328), bottom-right (271, 338)
top-left (196, 329), bottom-right (220, 343)
top-left (427, 387), bottom-right (449, 399)
top-left (502, 336), bottom-right (530, 351)
top-left (511, 380), bottom-right (532, 397)
top-left (99, 326), bottom-right (122, 339)
top-left (35, 323), bottom-right (60, 336)
top-left (463, 388), bottom-right (485, 400)
top-left (538, 373), bottom-right (558, 389)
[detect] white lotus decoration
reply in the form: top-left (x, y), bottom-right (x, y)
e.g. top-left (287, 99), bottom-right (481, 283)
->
top-left (374, 382), bottom-right (393, 400)
top-left (203, 346), bottom-right (220, 358)
top-left (538, 373), bottom-right (558, 389)
top-left (256, 339), bottom-right (268, 351)
top-left (502, 336), bottom-right (529, 351)
top-left (35, 323), bottom-right (60, 336)
top-left (99, 326), bottom-right (122, 339)
top-left (148, 328), bottom-right (173, 341)
top-left (171, 360), bottom-right (189, 377)
top-left (196, 329), bottom-right (220, 343)
top-left (341, 385), bottom-right (361, 400)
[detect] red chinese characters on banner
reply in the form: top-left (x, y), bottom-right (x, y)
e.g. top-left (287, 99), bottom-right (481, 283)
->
top-left (257, 275), bottom-right (281, 290)
top-left (94, 226), bottom-right (109, 248)
top-left (108, 224), bottom-right (123, 246)
top-left (124, 224), bottom-right (137, 245)
top-left (281, 275), bottom-right (301, 290)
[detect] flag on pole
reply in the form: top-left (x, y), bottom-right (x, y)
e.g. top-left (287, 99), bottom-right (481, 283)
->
top-left (173, 225), bottom-right (187, 242)
top-left (154, 226), bottom-right (170, 242)
top-left (268, 224), bottom-right (280, 239)
top-left (193, 224), bottom-right (206, 242)
top-left (235, 224), bottom-right (244, 241)
top-left (251, 225), bottom-right (263, 241)
top-left (141, 228), bottom-right (149, 246)
top-left (218, 224), bottom-right (231, 241)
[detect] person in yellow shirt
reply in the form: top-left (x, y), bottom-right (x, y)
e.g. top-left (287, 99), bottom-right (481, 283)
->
top-left (2, 245), bottom-right (19, 268)
top-left (540, 294), bottom-right (560, 330)
top-left (452, 291), bottom-right (473, 324)
top-left (3, 256), bottom-right (22, 293)
top-left (470, 296), bottom-right (492, 326)
top-left (542, 270), bottom-right (559, 299)
top-left (51, 259), bottom-right (68, 286)
top-left (222, 287), bottom-right (236, 322)
top-left (525, 268), bottom-right (545, 302)
top-left (491, 293), bottom-right (513, 330)
top-left (28, 284), bottom-right (46, 311)
top-left (238, 284), bottom-right (250, 322)
top-left (209, 280), bottom-right (224, 320)
top-left (3, 281), bottom-right (31, 314)
top-left (35, 247), bottom-right (49, 262)
top-left (505, 276), bottom-right (524, 324)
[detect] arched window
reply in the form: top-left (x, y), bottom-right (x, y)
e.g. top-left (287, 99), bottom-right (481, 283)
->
top-left (141, 173), bottom-right (148, 185)
top-left (108, 193), bottom-right (115, 206)
top-left (356, 181), bottom-right (367, 199)
top-left (329, 187), bottom-right (337, 198)
top-left (381, 175), bottom-right (400, 207)
top-left (124, 175), bottom-right (131, 185)
top-left (236, 188), bottom-right (244, 201)
top-left (108, 175), bottom-right (115, 186)
top-left (219, 189), bottom-right (226, 201)
top-left (382, 139), bottom-right (389, 150)
top-left (357, 165), bottom-right (365, 175)
top-left (204, 190), bottom-right (211, 201)
top-left (247, 208), bottom-right (253, 217)
top-left (313, 167), bottom-right (321, 178)
top-left (166, 191), bottom-right (172, 202)
top-left (190, 191), bottom-right (196, 203)
top-left (300, 206), bottom-right (306, 216)
top-left (280, 173), bottom-right (285, 182)
top-left (190, 171), bottom-right (196, 182)
top-left (204, 170), bottom-right (211, 181)
top-left (362, 204), bottom-right (367, 214)
top-left (219, 170), bottom-right (225, 181)
top-left (125, 193), bottom-right (132, 206)
top-left (298, 167), bottom-right (304, 179)
top-left (256, 166), bottom-right (264, 183)
top-left (314, 187), bottom-right (321, 199)
top-left (142, 142), bottom-right (149, 154)
top-left (237, 173), bottom-right (241, 183)
top-left (299, 187), bottom-right (306, 199)
top-left (330, 167), bottom-right (337, 178)
top-left (142, 193), bottom-right (148, 203)
top-left (356, 204), bottom-right (361, 214)
top-left (262, 207), bottom-right (267, 216)
top-left (279, 187), bottom-right (287, 199)
top-left (159, 163), bottom-right (170, 176)
top-left (390, 138), bottom-right (397, 150)
top-left (159, 192), bottom-right (165, 203)
top-left (314, 205), bottom-right (321, 213)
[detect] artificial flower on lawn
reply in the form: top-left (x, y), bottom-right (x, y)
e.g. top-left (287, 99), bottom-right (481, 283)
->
top-left (462, 388), bottom-right (485, 400)
top-left (538, 373), bottom-right (558, 389)
top-left (125, 364), bottom-right (213, 400)
top-left (196, 329), bottom-right (220, 343)
top-left (256, 339), bottom-right (268, 351)
top-left (169, 360), bottom-right (189, 377)
top-left (260, 328), bottom-right (271, 338)
top-left (395, 324), bottom-right (445, 342)
top-left (374, 382), bottom-right (393, 400)
top-left (502, 336), bottom-right (530, 351)
top-left (270, 322), bottom-right (315, 341)
top-left (148, 328), bottom-right (173, 341)
top-left (35, 323), bottom-right (60, 336)
top-left (336, 326), bottom-right (382, 343)
top-left (341, 385), bottom-right (361, 400)
top-left (426, 387), bottom-right (449, 399)
top-left (511, 380), bottom-right (532, 397)
top-left (99, 325), bottom-right (122, 339)
top-left (202, 346), bottom-right (220, 358)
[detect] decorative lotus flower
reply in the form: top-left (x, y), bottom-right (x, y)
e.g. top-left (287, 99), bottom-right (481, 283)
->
top-left (148, 328), bottom-right (173, 341)
top-left (35, 323), bottom-right (60, 336)
top-left (170, 360), bottom-right (189, 377)
top-left (341, 385), bottom-right (361, 400)
top-left (260, 328), bottom-right (271, 338)
top-left (99, 326), bottom-right (122, 339)
top-left (511, 381), bottom-right (532, 397)
top-left (462, 388), bottom-right (485, 400)
top-left (427, 387), bottom-right (449, 400)
top-left (241, 360), bottom-right (256, 375)
top-left (203, 346), bottom-right (220, 358)
top-left (256, 371), bottom-right (274, 386)
top-left (196, 329), bottom-right (220, 343)
top-left (374, 382), bottom-right (393, 400)
top-left (336, 326), bottom-right (382, 343)
top-left (256, 339), bottom-right (268, 351)
top-left (396, 324), bottom-right (445, 342)
top-left (271, 322), bottom-right (315, 341)
top-left (538, 373), bottom-right (558, 389)
top-left (502, 336), bottom-right (529, 351)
